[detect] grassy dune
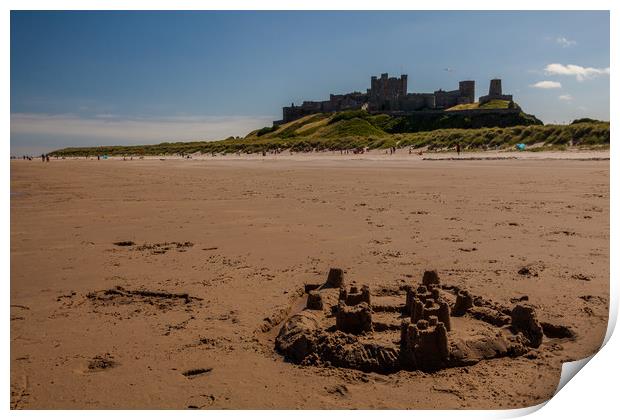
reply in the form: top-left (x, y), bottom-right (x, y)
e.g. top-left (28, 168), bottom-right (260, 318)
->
top-left (51, 119), bottom-right (609, 157)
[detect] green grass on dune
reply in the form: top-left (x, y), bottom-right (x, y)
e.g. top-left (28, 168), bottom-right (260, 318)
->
top-left (51, 120), bottom-right (609, 157)
top-left (321, 117), bottom-right (388, 138)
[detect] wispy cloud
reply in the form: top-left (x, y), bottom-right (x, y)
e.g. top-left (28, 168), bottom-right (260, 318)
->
top-left (558, 94), bottom-right (573, 101)
top-left (556, 36), bottom-right (577, 48)
top-left (544, 63), bottom-right (610, 81)
top-left (10, 113), bottom-right (275, 145)
top-left (530, 81), bottom-right (562, 89)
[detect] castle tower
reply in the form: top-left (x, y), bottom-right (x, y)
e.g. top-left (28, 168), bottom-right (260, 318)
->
top-left (479, 78), bottom-right (513, 105)
top-left (459, 80), bottom-right (475, 103)
top-left (489, 79), bottom-right (502, 96)
top-left (368, 73), bottom-right (408, 111)
top-left (370, 75), bottom-right (378, 95)
top-left (401, 74), bottom-right (408, 96)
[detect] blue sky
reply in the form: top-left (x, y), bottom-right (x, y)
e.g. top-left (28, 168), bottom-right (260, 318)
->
top-left (11, 11), bottom-right (610, 155)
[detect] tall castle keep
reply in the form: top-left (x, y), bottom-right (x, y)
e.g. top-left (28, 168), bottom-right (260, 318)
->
top-left (478, 79), bottom-right (513, 105)
top-left (275, 73), bottom-right (511, 125)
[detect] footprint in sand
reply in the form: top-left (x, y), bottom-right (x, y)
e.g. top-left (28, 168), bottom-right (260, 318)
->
top-left (186, 394), bottom-right (216, 409)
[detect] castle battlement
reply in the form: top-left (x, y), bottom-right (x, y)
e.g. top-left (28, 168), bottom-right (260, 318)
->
top-left (339, 284), bottom-right (371, 306)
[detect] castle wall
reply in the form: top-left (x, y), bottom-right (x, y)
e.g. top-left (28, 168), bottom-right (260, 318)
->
top-left (433, 89), bottom-right (461, 108)
top-left (372, 107), bottom-right (521, 118)
top-left (479, 94), bottom-right (513, 105)
top-left (400, 93), bottom-right (436, 111)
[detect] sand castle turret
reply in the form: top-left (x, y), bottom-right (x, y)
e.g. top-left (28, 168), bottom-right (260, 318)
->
top-left (405, 271), bottom-right (451, 331)
top-left (422, 269), bottom-right (440, 287)
top-left (306, 290), bottom-right (323, 310)
top-left (511, 304), bottom-right (543, 348)
top-left (411, 297), bottom-right (451, 331)
top-left (452, 289), bottom-right (474, 316)
top-left (336, 284), bottom-right (373, 334)
top-left (324, 268), bottom-right (344, 288)
top-left (400, 316), bottom-right (449, 371)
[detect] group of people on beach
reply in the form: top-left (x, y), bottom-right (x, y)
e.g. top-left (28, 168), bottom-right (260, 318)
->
top-left (16, 141), bottom-right (463, 161)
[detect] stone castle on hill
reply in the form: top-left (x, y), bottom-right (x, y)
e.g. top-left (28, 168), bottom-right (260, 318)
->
top-left (275, 73), bottom-right (514, 125)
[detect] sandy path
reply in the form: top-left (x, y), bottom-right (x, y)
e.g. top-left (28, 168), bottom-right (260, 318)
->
top-left (10, 156), bottom-right (609, 409)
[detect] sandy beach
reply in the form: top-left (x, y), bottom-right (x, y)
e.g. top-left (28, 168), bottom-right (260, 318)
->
top-left (10, 152), bottom-right (609, 409)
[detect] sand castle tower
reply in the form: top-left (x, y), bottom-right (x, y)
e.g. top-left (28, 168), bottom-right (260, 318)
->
top-left (336, 284), bottom-right (373, 334)
top-left (511, 304), bottom-right (543, 348)
top-left (306, 290), bottom-right (323, 310)
top-left (400, 316), bottom-right (449, 371)
top-left (405, 270), bottom-right (451, 331)
top-left (399, 270), bottom-right (451, 370)
top-left (324, 268), bottom-right (344, 288)
top-left (452, 289), bottom-right (474, 316)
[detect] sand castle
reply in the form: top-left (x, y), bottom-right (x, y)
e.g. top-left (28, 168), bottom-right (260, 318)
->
top-left (276, 268), bottom-right (568, 373)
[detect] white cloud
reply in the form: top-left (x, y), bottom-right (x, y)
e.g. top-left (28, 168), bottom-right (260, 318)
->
top-left (558, 94), bottom-right (573, 101)
top-left (556, 36), bottom-right (576, 48)
top-left (530, 80), bottom-right (562, 89)
top-left (10, 113), bottom-right (275, 144)
top-left (544, 63), bottom-right (610, 81)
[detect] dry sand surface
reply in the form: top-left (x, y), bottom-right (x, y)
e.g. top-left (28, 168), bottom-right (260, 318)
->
top-left (10, 152), bottom-right (609, 409)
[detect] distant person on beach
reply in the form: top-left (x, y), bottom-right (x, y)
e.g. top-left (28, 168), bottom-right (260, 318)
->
top-left (46, 155), bottom-right (50, 162)
top-left (456, 143), bottom-right (461, 156)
